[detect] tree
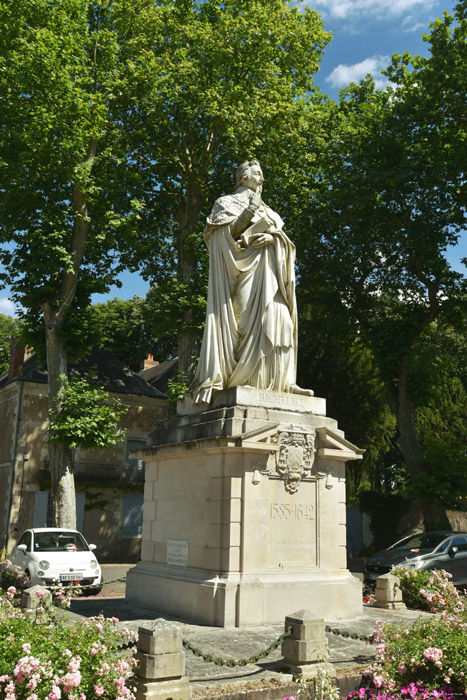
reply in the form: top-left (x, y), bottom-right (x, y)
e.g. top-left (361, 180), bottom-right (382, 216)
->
top-left (47, 374), bottom-right (127, 450)
top-left (0, 0), bottom-right (330, 525)
top-left (0, 0), bottom-right (164, 527)
top-left (90, 296), bottom-right (176, 372)
top-left (0, 313), bottom-right (22, 375)
top-left (297, 306), bottom-right (397, 503)
top-left (293, 3), bottom-right (467, 529)
top-left (118, 0), bottom-right (331, 377)
top-left (414, 326), bottom-right (467, 507)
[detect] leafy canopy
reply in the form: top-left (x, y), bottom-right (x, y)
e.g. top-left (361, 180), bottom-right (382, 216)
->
top-left (46, 374), bottom-right (127, 450)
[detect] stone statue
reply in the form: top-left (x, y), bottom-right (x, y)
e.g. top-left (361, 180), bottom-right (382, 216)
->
top-left (190, 160), bottom-right (313, 405)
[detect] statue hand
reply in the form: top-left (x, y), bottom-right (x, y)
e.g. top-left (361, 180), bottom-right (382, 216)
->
top-left (250, 233), bottom-right (273, 247)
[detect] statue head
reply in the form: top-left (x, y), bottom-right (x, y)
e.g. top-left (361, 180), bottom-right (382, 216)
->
top-left (235, 160), bottom-right (263, 189)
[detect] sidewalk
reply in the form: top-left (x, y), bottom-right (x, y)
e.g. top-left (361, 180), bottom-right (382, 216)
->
top-left (66, 566), bottom-right (431, 700)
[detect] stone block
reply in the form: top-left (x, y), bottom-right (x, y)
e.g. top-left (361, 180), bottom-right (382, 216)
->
top-left (137, 619), bottom-right (183, 656)
top-left (282, 638), bottom-right (328, 664)
top-left (285, 661), bottom-right (336, 681)
top-left (135, 677), bottom-right (192, 700)
top-left (285, 610), bottom-right (326, 641)
top-left (135, 651), bottom-right (185, 681)
top-left (374, 573), bottom-right (406, 610)
top-left (282, 610), bottom-right (329, 672)
top-left (21, 585), bottom-right (52, 610)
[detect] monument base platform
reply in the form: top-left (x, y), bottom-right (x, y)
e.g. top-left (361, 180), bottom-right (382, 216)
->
top-left (127, 564), bottom-right (362, 627)
top-left (126, 388), bottom-right (364, 626)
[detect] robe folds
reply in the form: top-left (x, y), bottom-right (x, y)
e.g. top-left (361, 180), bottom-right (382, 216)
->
top-left (190, 193), bottom-right (298, 405)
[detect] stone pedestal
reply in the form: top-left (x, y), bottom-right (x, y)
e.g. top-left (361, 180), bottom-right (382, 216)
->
top-left (282, 610), bottom-right (333, 678)
top-left (126, 387), bottom-right (363, 626)
top-left (374, 573), bottom-right (407, 610)
top-left (134, 619), bottom-right (191, 700)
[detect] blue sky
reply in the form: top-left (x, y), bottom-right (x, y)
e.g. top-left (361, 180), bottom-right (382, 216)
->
top-left (305, 0), bottom-right (457, 98)
top-left (0, 0), bottom-right (465, 315)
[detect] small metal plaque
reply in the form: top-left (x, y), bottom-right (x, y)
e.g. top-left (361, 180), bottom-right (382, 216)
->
top-left (167, 539), bottom-right (189, 567)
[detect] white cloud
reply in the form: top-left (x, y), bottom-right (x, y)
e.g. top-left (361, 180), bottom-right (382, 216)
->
top-left (326, 55), bottom-right (390, 89)
top-left (296, 0), bottom-right (436, 20)
top-left (0, 297), bottom-right (17, 316)
top-left (401, 15), bottom-right (427, 32)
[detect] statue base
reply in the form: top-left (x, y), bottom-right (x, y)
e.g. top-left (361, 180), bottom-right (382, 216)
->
top-left (126, 388), bottom-right (363, 626)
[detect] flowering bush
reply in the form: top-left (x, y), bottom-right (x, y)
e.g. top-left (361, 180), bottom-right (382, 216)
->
top-left (0, 587), bottom-right (138, 699)
top-left (364, 614), bottom-right (467, 693)
top-left (283, 684), bottom-right (462, 700)
top-left (391, 566), bottom-right (465, 615)
top-left (346, 685), bottom-right (460, 700)
top-left (0, 560), bottom-right (29, 592)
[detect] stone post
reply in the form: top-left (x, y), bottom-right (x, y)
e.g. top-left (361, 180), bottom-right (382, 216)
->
top-left (20, 585), bottom-right (52, 618)
top-left (281, 609), bottom-right (334, 679)
top-left (134, 619), bottom-right (192, 700)
top-left (374, 573), bottom-right (406, 610)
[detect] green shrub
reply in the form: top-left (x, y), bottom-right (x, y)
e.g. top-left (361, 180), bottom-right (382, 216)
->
top-left (0, 587), bottom-right (137, 699)
top-left (0, 559), bottom-right (29, 591)
top-left (365, 613), bottom-right (467, 692)
top-left (391, 565), bottom-right (465, 615)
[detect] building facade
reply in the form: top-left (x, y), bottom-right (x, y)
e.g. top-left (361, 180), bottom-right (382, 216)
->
top-left (0, 344), bottom-right (168, 561)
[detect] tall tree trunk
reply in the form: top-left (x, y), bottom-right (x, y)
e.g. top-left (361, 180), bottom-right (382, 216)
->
top-left (39, 138), bottom-right (97, 528)
top-left (388, 359), bottom-right (450, 531)
top-left (176, 189), bottom-right (202, 380)
top-left (45, 324), bottom-right (76, 528)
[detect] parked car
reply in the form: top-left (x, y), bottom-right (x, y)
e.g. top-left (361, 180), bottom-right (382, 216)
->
top-left (9, 528), bottom-right (102, 591)
top-left (364, 531), bottom-right (467, 587)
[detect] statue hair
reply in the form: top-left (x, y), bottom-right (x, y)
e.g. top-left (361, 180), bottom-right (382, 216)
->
top-left (235, 160), bottom-right (260, 188)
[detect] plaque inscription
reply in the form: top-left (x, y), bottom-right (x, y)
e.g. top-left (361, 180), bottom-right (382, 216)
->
top-left (167, 539), bottom-right (189, 567)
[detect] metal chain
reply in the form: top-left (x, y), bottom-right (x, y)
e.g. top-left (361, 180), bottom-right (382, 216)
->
top-left (67, 575), bottom-right (127, 593)
top-left (325, 624), bottom-right (370, 642)
top-left (182, 626), bottom-right (292, 667)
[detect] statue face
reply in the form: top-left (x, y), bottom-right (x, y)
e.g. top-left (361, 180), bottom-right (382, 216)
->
top-left (243, 164), bottom-right (264, 190)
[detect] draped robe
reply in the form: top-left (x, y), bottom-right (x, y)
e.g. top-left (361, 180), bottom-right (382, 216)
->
top-left (190, 192), bottom-right (298, 405)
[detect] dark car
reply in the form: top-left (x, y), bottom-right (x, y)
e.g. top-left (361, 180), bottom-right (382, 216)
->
top-left (364, 531), bottom-right (467, 587)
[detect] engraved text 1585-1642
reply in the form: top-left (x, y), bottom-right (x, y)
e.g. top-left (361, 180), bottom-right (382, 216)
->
top-left (269, 503), bottom-right (314, 520)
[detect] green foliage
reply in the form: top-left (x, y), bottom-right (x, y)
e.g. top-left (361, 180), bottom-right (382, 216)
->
top-left (391, 565), bottom-right (465, 614)
top-left (359, 491), bottom-right (409, 551)
top-left (289, 4), bottom-right (467, 518)
top-left (414, 379), bottom-right (467, 507)
top-left (166, 374), bottom-right (189, 414)
top-left (0, 313), bottom-right (22, 375)
top-left (46, 374), bottom-right (127, 450)
top-left (0, 0), bottom-right (139, 316)
top-left (297, 308), bottom-right (398, 500)
top-left (0, 560), bottom-right (29, 591)
top-left (118, 0), bottom-right (331, 370)
top-left (0, 589), bottom-right (137, 699)
top-left (90, 295), bottom-right (177, 371)
top-left (367, 611), bottom-right (467, 692)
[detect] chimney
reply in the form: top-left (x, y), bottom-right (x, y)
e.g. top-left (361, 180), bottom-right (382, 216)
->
top-left (140, 353), bottom-right (159, 370)
top-left (8, 337), bottom-right (25, 381)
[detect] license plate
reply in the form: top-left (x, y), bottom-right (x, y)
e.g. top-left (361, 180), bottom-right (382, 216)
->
top-left (60, 575), bottom-right (82, 582)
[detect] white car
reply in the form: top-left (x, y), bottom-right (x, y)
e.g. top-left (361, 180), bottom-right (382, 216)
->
top-left (9, 528), bottom-right (102, 591)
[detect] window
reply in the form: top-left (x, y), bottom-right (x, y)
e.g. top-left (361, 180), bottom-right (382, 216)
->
top-left (18, 531), bottom-right (32, 551)
top-left (121, 494), bottom-right (144, 537)
top-left (450, 535), bottom-right (467, 552)
top-left (125, 438), bottom-right (146, 483)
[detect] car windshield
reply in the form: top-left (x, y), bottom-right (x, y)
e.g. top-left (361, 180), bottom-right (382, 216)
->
top-left (33, 531), bottom-right (89, 552)
top-left (390, 533), bottom-right (447, 553)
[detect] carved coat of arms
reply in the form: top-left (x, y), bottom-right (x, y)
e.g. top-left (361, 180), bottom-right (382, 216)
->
top-left (276, 425), bottom-right (316, 493)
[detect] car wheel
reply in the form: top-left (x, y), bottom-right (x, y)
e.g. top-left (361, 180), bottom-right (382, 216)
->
top-left (86, 585), bottom-right (103, 596)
